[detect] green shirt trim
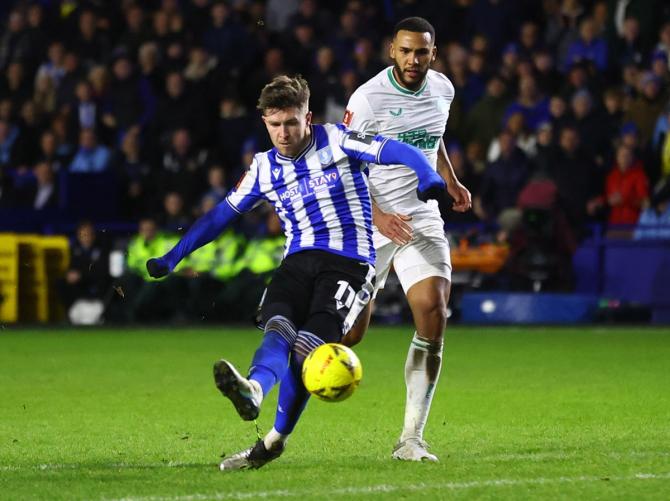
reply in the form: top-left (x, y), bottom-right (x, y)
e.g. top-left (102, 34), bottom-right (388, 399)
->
top-left (386, 68), bottom-right (427, 96)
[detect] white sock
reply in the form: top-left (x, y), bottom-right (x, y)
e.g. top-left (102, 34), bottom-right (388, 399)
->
top-left (249, 379), bottom-right (264, 403)
top-left (400, 332), bottom-right (443, 442)
top-left (263, 427), bottom-right (288, 450)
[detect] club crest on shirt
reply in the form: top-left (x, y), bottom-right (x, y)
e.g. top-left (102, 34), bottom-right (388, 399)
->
top-left (317, 146), bottom-right (333, 166)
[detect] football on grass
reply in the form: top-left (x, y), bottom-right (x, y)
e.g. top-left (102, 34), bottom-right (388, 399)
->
top-left (302, 343), bottom-right (362, 402)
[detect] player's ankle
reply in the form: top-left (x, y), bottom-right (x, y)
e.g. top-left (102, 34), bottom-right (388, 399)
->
top-left (249, 379), bottom-right (264, 402)
top-left (263, 427), bottom-right (288, 450)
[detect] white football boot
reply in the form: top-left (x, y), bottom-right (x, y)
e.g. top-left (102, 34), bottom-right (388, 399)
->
top-left (392, 438), bottom-right (438, 462)
top-left (213, 359), bottom-right (263, 420)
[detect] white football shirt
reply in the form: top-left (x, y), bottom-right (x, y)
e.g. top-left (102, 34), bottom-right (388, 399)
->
top-left (345, 67), bottom-right (454, 231)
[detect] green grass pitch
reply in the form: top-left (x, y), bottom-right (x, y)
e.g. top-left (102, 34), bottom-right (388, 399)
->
top-left (1, 326), bottom-right (669, 500)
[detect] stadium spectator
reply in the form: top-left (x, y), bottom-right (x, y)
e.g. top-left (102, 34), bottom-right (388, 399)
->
top-left (58, 220), bottom-right (109, 323)
top-left (184, 45), bottom-right (217, 97)
top-left (323, 68), bottom-right (358, 124)
top-left (533, 48), bottom-right (562, 96)
top-left (117, 4), bottom-right (151, 60)
top-left (634, 180), bottom-right (670, 239)
top-left (114, 129), bottom-right (152, 221)
top-left (547, 94), bottom-right (570, 133)
top-left (68, 128), bottom-right (111, 173)
top-left (0, 166), bottom-right (14, 206)
top-left (114, 217), bottom-right (182, 323)
top-left (243, 47), bottom-right (286, 112)
top-left (568, 89), bottom-right (609, 165)
top-left (289, 0), bottom-right (333, 38)
top-left (505, 74), bottom-right (550, 132)
top-left (201, 165), bottom-right (228, 207)
top-left (284, 22), bottom-right (318, 77)
top-left (488, 111), bottom-right (537, 162)
top-left (37, 129), bottom-right (67, 173)
top-left (0, 9), bottom-right (29, 72)
top-left (518, 21), bottom-right (542, 59)
top-left (547, 125), bottom-right (603, 232)
top-left (466, 0), bottom-right (521, 58)
top-left (153, 70), bottom-right (200, 143)
top-left (624, 72), bottom-right (667, 148)
top-left (36, 41), bottom-right (66, 88)
top-left (265, 0), bottom-right (300, 33)
top-left (137, 42), bottom-right (163, 97)
top-left (611, 16), bottom-right (644, 68)
top-left (202, 1), bottom-right (253, 75)
top-left (216, 94), bottom-right (253, 168)
top-left (66, 80), bottom-right (103, 142)
top-left (598, 144), bottom-right (650, 225)
top-left (650, 50), bottom-right (670, 85)
top-left (159, 191), bottom-right (191, 233)
top-left (464, 75), bottom-right (509, 150)
top-left (214, 210), bottom-right (285, 322)
top-left (158, 128), bottom-right (210, 205)
top-left (475, 129), bottom-right (530, 222)
top-left (17, 161), bottom-right (56, 211)
top-left (351, 37), bottom-right (384, 84)
top-left (185, 0), bottom-right (213, 37)
top-left (532, 121), bottom-right (555, 173)
top-left (56, 51), bottom-right (84, 110)
top-left (601, 87), bottom-right (626, 152)
top-left (71, 9), bottom-right (111, 69)
top-left (0, 61), bottom-right (31, 109)
top-left (103, 53), bottom-right (155, 141)
top-left (308, 46), bottom-right (339, 119)
top-left (33, 72), bottom-right (57, 118)
top-left (0, 118), bottom-right (19, 169)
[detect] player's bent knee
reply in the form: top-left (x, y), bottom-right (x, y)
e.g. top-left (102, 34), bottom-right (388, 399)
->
top-left (342, 323), bottom-right (364, 347)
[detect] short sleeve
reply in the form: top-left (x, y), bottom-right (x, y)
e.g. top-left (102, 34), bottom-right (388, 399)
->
top-left (344, 90), bottom-right (378, 134)
top-left (336, 124), bottom-right (389, 164)
top-left (226, 155), bottom-right (264, 213)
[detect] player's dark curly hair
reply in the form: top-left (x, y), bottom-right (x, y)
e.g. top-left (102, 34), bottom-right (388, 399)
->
top-left (257, 75), bottom-right (310, 114)
top-left (393, 16), bottom-right (435, 42)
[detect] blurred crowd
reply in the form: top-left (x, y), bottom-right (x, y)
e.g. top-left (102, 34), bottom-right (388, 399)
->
top-left (1, 0), bottom-right (670, 321)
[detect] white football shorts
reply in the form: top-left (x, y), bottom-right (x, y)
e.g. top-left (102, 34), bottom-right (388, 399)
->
top-left (373, 228), bottom-right (452, 296)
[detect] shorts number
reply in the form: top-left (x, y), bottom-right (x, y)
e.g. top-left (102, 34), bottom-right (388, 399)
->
top-left (334, 280), bottom-right (355, 310)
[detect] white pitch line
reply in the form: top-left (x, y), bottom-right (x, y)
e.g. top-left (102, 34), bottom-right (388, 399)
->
top-left (1, 450), bottom-right (669, 472)
top-left (105, 472), bottom-right (670, 501)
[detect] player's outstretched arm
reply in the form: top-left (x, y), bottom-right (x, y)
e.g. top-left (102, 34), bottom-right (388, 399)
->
top-left (378, 139), bottom-right (446, 202)
top-left (146, 199), bottom-right (239, 278)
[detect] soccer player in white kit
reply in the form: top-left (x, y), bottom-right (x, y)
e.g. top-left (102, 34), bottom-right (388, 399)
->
top-left (342, 17), bottom-right (472, 462)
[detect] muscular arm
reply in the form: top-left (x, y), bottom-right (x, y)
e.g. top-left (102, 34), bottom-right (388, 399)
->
top-left (436, 138), bottom-right (472, 213)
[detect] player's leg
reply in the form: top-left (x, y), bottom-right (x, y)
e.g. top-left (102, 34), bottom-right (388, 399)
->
top-left (214, 255), bottom-right (310, 421)
top-left (392, 233), bottom-right (452, 461)
top-left (340, 300), bottom-right (372, 347)
top-left (220, 322), bottom-right (331, 472)
top-left (223, 253), bottom-right (374, 470)
top-left (341, 238), bottom-right (395, 347)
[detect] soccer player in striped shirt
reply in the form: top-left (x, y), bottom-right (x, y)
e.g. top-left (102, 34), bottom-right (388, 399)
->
top-left (146, 75), bottom-right (445, 470)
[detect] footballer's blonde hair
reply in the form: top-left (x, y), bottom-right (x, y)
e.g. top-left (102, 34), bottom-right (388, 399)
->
top-left (257, 75), bottom-right (310, 115)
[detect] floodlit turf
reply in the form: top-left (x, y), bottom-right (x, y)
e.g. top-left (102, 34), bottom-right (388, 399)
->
top-left (1, 326), bottom-right (669, 500)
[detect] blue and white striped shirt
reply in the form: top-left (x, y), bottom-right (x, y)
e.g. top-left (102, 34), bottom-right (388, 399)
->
top-left (227, 123), bottom-right (388, 264)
